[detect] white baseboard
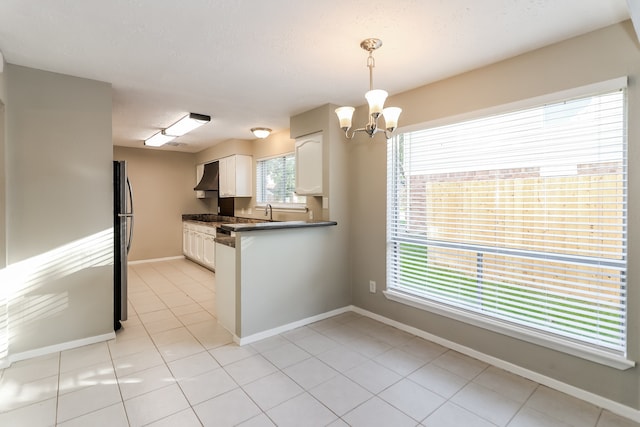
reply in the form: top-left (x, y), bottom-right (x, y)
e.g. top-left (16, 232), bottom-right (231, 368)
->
top-left (350, 305), bottom-right (640, 423)
top-left (129, 256), bottom-right (185, 265)
top-left (0, 331), bottom-right (116, 369)
top-left (235, 306), bottom-right (352, 346)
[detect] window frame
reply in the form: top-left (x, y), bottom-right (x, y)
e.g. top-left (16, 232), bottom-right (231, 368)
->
top-left (384, 77), bottom-right (634, 370)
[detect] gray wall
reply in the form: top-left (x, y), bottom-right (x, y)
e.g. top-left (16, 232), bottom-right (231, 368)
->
top-left (238, 226), bottom-right (350, 337)
top-left (3, 64), bottom-right (113, 358)
top-left (0, 93), bottom-right (5, 270)
top-left (348, 21), bottom-right (640, 409)
top-left (0, 58), bottom-right (6, 360)
top-left (113, 146), bottom-right (209, 261)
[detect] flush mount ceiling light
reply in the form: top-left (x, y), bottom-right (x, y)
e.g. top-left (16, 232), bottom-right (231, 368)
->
top-left (251, 127), bottom-right (272, 139)
top-left (335, 38), bottom-right (402, 140)
top-left (144, 113), bottom-right (211, 147)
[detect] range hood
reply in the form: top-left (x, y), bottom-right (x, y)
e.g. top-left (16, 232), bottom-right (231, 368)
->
top-left (194, 161), bottom-right (219, 191)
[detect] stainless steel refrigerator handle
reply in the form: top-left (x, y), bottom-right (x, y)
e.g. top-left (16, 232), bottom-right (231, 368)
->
top-left (126, 177), bottom-right (134, 254)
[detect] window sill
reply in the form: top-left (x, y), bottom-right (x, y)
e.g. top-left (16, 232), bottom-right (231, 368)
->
top-left (255, 203), bottom-right (307, 212)
top-left (383, 288), bottom-right (635, 371)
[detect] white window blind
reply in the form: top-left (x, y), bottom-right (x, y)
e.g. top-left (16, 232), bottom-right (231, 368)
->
top-left (387, 88), bottom-right (627, 356)
top-left (256, 153), bottom-right (306, 205)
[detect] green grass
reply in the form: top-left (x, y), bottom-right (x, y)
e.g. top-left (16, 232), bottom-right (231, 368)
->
top-left (395, 242), bottom-right (624, 344)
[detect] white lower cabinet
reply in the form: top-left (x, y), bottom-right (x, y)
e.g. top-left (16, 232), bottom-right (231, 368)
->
top-left (203, 235), bottom-right (216, 269)
top-left (190, 229), bottom-right (203, 261)
top-left (183, 225), bottom-right (189, 254)
top-left (183, 222), bottom-right (216, 270)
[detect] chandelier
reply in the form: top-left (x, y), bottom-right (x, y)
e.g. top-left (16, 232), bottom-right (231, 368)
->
top-left (335, 38), bottom-right (402, 139)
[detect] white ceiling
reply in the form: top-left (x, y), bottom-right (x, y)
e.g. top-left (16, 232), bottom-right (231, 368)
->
top-left (0, 0), bottom-right (631, 153)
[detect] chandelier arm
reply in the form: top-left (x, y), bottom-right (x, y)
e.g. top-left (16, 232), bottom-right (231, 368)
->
top-left (345, 128), bottom-right (365, 139)
top-left (345, 127), bottom-right (371, 139)
top-left (344, 129), bottom-right (356, 139)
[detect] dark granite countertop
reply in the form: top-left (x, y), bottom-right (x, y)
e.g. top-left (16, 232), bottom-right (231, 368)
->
top-left (214, 236), bottom-right (236, 248)
top-left (182, 214), bottom-right (266, 225)
top-left (183, 214), bottom-right (336, 248)
top-left (183, 214), bottom-right (268, 233)
top-left (220, 220), bottom-right (337, 233)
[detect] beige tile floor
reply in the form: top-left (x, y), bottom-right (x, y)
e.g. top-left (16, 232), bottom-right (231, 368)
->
top-left (0, 258), bottom-right (638, 426)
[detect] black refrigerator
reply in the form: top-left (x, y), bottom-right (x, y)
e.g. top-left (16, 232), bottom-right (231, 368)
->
top-left (114, 160), bottom-right (134, 330)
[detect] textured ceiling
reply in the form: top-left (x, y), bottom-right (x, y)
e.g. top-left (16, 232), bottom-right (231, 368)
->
top-left (0, 0), bottom-right (631, 152)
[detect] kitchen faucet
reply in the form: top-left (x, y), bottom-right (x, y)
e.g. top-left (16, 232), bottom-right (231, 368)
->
top-left (265, 203), bottom-right (273, 221)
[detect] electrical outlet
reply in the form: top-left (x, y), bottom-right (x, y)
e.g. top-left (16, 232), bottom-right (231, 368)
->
top-left (369, 280), bottom-right (376, 293)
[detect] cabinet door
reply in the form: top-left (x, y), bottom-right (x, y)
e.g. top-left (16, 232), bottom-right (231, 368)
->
top-left (183, 225), bottom-right (190, 256)
top-left (195, 233), bottom-right (204, 262)
top-left (219, 155), bottom-right (252, 198)
top-left (189, 230), bottom-right (203, 261)
top-left (218, 158), bottom-right (227, 196)
top-left (295, 133), bottom-right (323, 195)
top-left (225, 156), bottom-right (236, 196)
top-left (219, 156), bottom-right (235, 197)
top-left (203, 235), bottom-right (216, 269)
top-left (234, 155), bottom-right (252, 197)
top-left (188, 230), bottom-right (197, 259)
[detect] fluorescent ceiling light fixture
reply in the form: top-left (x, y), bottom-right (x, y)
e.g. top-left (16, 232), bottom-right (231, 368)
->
top-left (335, 38), bottom-right (402, 140)
top-left (144, 112), bottom-right (211, 147)
top-left (251, 127), bottom-right (272, 139)
top-left (144, 131), bottom-right (175, 147)
top-left (164, 113), bottom-right (211, 136)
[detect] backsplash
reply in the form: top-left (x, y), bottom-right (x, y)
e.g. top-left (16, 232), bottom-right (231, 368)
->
top-left (182, 214), bottom-right (266, 223)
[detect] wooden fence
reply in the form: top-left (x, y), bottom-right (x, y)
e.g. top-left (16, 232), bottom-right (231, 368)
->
top-left (404, 172), bottom-right (625, 299)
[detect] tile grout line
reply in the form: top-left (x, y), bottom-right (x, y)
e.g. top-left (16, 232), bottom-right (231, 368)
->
top-left (133, 262), bottom-right (200, 425)
top-left (167, 259), bottom-right (236, 425)
top-left (111, 263), bottom-right (179, 426)
top-left (149, 260), bottom-right (212, 427)
top-left (136, 260), bottom-right (217, 426)
top-left (506, 383), bottom-right (541, 427)
top-left (105, 333), bottom-right (132, 427)
top-left (276, 319), bottom-right (442, 425)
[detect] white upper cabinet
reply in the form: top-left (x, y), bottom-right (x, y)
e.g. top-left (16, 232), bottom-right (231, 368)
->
top-left (295, 132), bottom-right (323, 195)
top-left (219, 154), bottom-right (252, 198)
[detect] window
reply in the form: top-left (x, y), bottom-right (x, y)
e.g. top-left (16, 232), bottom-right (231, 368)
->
top-left (256, 153), bottom-right (306, 206)
top-left (387, 82), bottom-right (628, 363)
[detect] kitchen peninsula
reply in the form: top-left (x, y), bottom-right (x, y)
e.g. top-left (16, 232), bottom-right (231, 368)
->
top-left (215, 220), bottom-right (344, 344)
